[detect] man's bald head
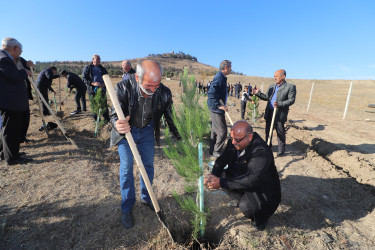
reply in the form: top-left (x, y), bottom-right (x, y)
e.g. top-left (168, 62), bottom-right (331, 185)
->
top-left (136, 60), bottom-right (163, 83)
top-left (232, 120), bottom-right (253, 135)
top-left (274, 69), bottom-right (286, 86)
top-left (122, 60), bottom-right (131, 72)
top-left (135, 60), bottom-right (163, 96)
top-left (230, 121), bottom-right (254, 150)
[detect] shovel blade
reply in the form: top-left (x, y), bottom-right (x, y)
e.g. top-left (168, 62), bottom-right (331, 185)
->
top-left (156, 209), bottom-right (176, 242)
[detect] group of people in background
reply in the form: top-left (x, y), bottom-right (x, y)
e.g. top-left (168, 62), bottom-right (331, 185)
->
top-left (1, 36), bottom-right (296, 232)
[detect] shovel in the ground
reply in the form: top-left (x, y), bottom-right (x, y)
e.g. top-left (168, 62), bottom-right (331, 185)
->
top-left (102, 74), bottom-right (175, 242)
top-left (61, 92), bottom-right (71, 105)
top-left (53, 92), bottom-right (64, 117)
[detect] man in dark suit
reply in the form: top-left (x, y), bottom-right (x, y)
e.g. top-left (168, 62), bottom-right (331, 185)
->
top-left (204, 121), bottom-right (281, 230)
top-left (254, 69), bottom-right (296, 156)
top-left (0, 37), bottom-right (33, 165)
top-left (16, 57), bottom-right (35, 143)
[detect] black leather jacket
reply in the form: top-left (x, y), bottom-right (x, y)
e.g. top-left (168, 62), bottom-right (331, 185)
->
top-left (110, 75), bottom-right (180, 146)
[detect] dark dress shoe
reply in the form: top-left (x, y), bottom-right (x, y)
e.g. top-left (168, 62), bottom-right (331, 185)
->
top-left (70, 110), bottom-right (81, 115)
top-left (255, 218), bottom-right (269, 231)
top-left (18, 152), bottom-right (26, 157)
top-left (121, 212), bottom-right (134, 229)
top-left (7, 157), bottom-right (33, 166)
top-left (141, 199), bottom-right (155, 212)
top-left (277, 152), bottom-right (285, 157)
top-left (23, 138), bottom-right (35, 143)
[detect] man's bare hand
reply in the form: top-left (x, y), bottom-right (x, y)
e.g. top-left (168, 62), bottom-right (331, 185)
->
top-left (218, 105), bottom-right (228, 112)
top-left (273, 101), bottom-right (279, 108)
top-left (115, 116), bottom-right (131, 134)
top-left (26, 60), bottom-right (34, 68)
top-left (204, 174), bottom-right (221, 190)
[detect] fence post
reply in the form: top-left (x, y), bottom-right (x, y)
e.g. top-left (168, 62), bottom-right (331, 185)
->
top-left (343, 82), bottom-right (353, 119)
top-left (307, 82), bottom-right (315, 112)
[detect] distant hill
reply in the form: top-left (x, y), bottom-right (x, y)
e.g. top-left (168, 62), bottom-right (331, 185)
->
top-left (34, 52), bottom-right (220, 79)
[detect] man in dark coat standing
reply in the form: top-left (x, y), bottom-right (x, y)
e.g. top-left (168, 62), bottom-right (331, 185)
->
top-left (60, 70), bottom-right (87, 115)
top-left (16, 57), bottom-right (35, 143)
top-left (204, 121), bottom-right (281, 230)
top-left (35, 66), bottom-right (59, 116)
top-left (253, 69), bottom-right (296, 156)
top-left (82, 54), bottom-right (110, 122)
top-left (0, 37), bottom-right (33, 165)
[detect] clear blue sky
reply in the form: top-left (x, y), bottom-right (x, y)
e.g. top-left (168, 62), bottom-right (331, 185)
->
top-left (1, 0), bottom-right (374, 80)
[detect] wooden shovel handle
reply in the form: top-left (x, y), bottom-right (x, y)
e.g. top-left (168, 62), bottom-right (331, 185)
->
top-left (267, 107), bottom-right (277, 146)
top-left (102, 75), bottom-right (161, 213)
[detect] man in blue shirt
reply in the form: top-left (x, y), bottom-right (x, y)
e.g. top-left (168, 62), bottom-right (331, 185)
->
top-left (207, 60), bottom-right (231, 157)
top-left (121, 60), bottom-right (135, 81)
top-left (254, 69), bottom-right (296, 156)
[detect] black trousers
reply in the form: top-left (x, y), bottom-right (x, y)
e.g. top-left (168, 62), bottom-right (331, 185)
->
top-left (224, 187), bottom-right (279, 225)
top-left (20, 109), bottom-right (30, 142)
top-left (39, 87), bottom-right (50, 116)
top-left (0, 109), bottom-right (24, 162)
top-left (240, 101), bottom-right (247, 119)
top-left (75, 87), bottom-right (87, 111)
top-left (265, 109), bottom-right (286, 153)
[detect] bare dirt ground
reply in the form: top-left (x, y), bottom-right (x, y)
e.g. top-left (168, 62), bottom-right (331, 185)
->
top-left (1, 75), bottom-right (374, 249)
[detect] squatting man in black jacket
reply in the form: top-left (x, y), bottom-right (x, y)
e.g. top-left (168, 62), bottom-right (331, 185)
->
top-left (110, 60), bottom-right (180, 229)
top-left (204, 120), bottom-right (281, 230)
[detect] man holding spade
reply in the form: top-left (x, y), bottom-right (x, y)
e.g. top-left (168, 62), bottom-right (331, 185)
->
top-left (253, 69), bottom-right (296, 156)
top-left (110, 59), bottom-right (180, 229)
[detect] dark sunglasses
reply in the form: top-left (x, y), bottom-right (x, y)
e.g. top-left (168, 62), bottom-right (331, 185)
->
top-left (231, 134), bottom-right (249, 143)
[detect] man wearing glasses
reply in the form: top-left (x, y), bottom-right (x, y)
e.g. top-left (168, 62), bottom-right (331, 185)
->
top-left (204, 120), bottom-right (281, 230)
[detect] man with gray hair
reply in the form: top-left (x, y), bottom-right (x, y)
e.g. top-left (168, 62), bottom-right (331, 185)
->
top-left (110, 59), bottom-right (180, 229)
top-left (207, 60), bottom-right (232, 157)
top-left (253, 69), bottom-right (296, 156)
top-left (0, 37), bottom-right (33, 165)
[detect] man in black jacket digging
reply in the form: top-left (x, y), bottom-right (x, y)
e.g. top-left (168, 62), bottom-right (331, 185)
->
top-left (204, 120), bottom-right (281, 230)
top-left (60, 70), bottom-right (87, 115)
top-left (110, 59), bottom-right (180, 229)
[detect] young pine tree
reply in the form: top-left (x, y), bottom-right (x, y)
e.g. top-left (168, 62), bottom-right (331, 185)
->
top-left (164, 69), bottom-right (210, 239)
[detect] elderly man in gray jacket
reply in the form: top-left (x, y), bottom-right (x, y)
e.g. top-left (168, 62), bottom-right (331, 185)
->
top-left (253, 69), bottom-right (296, 156)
